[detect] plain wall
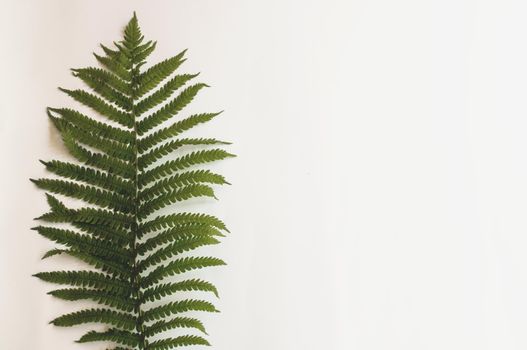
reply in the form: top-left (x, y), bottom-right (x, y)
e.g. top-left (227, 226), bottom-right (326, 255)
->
top-left (2, 0), bottom-right (527, 349)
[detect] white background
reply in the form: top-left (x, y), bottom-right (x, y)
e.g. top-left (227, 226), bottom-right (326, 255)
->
top-left (2, 0), bottom-right (527, 349)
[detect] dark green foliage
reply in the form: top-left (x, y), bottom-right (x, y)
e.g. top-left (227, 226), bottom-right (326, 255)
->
top-left (32, 13), bottom-right (233, 349)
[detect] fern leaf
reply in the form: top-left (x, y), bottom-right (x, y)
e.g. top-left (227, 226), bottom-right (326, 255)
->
top-left (137, 184), bottom-right (216, 219)
top-left (135, 50), bottom-right (187, 98)
top-left (137, 84), bottom-right (208, 135)
top-left (133, 41), bottom-right (157, 64)
top-left (142, 300), bottom-right (218, 323)
top-left (51, 308), bottom-right (136, 330)
top-left (72, 222), bottom-right (130, 245)
top-left (43, 249), bottom-right (131, 279)
top-left (138, 212), bottom-right (228, 237)
top-left (50, 117), bottom-right (134, 162)
top-left (112, 45), bottom-right (136, 68)
top-left (137, 235), bottom-right (220, 272)
top-left (59, 88), bottom-right (133, 128)
top-left (72, 67), bottom-right (130, 95)
top-left (30, 178), bottom-right (132, 213)
top-left (47, 108), bottom-right (135, 144)
top-left (71, 69), bottom-right (132, 110)
top-left (34, 271), bottom-right (131, 295)
top-left (40, 160), bottom-right (134, 196)
top-left (144, 317), bottom-right (207, 337)
top-left (37, 204), bottom-right (133, 235)
top-left (141, 257), bottom-right (226, 288)
top-left (142, 279), bottom-right (219, 302)
top-left (41, 249), bottom-right (129, 277)
top-left (32, 226), bottom-right (131, 263)
top-left (62, 137), bottom-right (135, 178)
top-left (139, 170), bottom-right (228, 202)
top-left (100, 43), bottom-right (126, 61)
top-left (77, 329), bottom-right (141, 347)
top-left (138, 112), bottom-right (222, 152)
top-left (94, 53), bottom-right (132, 81)
top-left (123, 13), bottom-right (143, 50)
top-left (37, 199), bottom-right (133, 238)
top-left (148, 335), bottom-right (210, 349)
top-left (32, 13), bottom-right (232, 348)
top-left (138, 149), bottom-right (235, 187)
top-left (135, 73), bottom-right (198, 116)
top-left (49, 288), bottom-right (135, 312)
top-left (138, 138), bottom-right (230, 170)
top-left (41, 249), bottom-right (65, 259)
top-left (137, 224), bottom-right (224, 255)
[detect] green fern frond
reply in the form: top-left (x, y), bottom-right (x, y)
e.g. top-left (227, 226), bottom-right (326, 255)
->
top-left (31, 178), bottom-right (132, 212)
top-left (49, 288), bottom-right (135, 312)
top-left (33, 226), bottom-right (130, 260)
top-left (50, 117), bottom-right (134, 162)
top-left (138, 212), bottom-right (229, 237)
top-left (40, 160), bottom-right (134, 195)
top-left (134, 41), bottom-right (157, 64)
top-left (144, 317), bottom-right (207, 337)
top-left (138, 138), bottom-right (229, 170)
top-left (138, 149), bottom-right (235, 187)
top-left (77, 329), bottom-right (141, 347)
top-left (42, 249), bottom-right (131, 278)
top-left (137, 83), bottom-right (208, 135)
top-left (47, 108), bottom-right (135, 144)
top-left (135, 73), bottom-right (198, 115)
top-left (72, 67), bottom-right (130, 95)
top-left (34, 270), bottom-right (131, 294)
top-left (148, 335), bottom-right (210, 350)
top-left (137, 235), bottom-right (220, 273)
top-left (142, 279), bottom-right (219, 302)
top-left (142, 300), bottom-right (218, 322)
top-left (139, 170), bottom-right (228, 202)
top-left (137, 184), bottom-right (216, 219)
top-left (69, 69), bottom-right (133, 110)
top-left (37, 199), bottom-right (133, 234)
top-left (51, 308), bottom-right (136, 330)
top-left (32, 13), bottom-right (232, 349)
top-left (138, 112), bottom-right (222, 152)
top-left (62, 137), bottom-right (136, 178)
top-left (94, 53), bottom-right (132, 81)
top-left (141, 257), bottom-right (226, 288)
top-left (136, 50), bottom-right (187, 98)
top-left (137, 225), bottom-right (224, 256)
top-left (59, 88), bottom-right (133, 127)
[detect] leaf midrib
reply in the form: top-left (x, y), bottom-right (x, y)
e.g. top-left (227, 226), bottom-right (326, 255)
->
top-left (128, 48), bottom-right (148, 349)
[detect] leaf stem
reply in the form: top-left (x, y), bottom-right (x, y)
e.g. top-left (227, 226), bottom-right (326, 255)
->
top-left (130, 56), bottom-right (147, 349)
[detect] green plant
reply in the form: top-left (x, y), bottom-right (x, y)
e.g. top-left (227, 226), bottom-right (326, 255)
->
top-left (31, 13), bottom-right (233, 349)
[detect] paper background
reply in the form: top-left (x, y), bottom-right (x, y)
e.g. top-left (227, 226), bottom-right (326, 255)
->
top-left (2, 1), bottom-right (527, 349)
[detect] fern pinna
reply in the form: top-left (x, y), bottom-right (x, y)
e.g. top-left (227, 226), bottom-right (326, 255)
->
top-left (31, 13), bottom-right (233, 349)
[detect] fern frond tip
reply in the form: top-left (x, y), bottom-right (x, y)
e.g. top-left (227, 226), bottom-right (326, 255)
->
top-left (46, 107), bottom-right (60, 115)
